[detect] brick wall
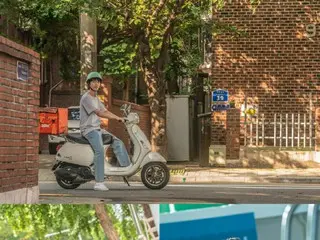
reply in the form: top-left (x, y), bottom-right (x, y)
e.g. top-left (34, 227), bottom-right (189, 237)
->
top-left (0, 36), bottom-right (40, 202)
top-left (211, 111), bottom-right (227, 145)
top-left (226, 109), bottom-right (240, 160)
top-left (211, 0), bottom-right (320, 145)
top-left (315, 108), bottom-right (320, 151)
top-left (107, 100), bottom-right (151, 155)
top-left (52, 92), bottom-right (81, 107)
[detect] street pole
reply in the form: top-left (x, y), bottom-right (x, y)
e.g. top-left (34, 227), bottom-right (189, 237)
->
top-left (80, 10), bottom-right (97, 95)
top-left (128, 204), bottom-right (147, 240)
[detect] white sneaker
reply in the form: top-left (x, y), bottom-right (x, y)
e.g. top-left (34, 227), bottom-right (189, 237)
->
top-left (94, 182), bottom-right (109, 191)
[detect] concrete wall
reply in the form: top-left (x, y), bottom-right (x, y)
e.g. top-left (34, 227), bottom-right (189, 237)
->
top-left (210, 145), bottom-right (320, 167)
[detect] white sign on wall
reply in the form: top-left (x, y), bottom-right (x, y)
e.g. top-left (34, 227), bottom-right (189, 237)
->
top-left (17, 61), bottom-right (29, 81)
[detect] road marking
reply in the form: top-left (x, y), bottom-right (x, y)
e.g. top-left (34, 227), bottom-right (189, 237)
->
top-left (168, 184), bottom-right (320, 190)
top-left (40, 193), bottom-right (73, 197)
top-left (39, 181), bottom-right (320, 191)
top-left (169, 169), bottom-right (186, 175)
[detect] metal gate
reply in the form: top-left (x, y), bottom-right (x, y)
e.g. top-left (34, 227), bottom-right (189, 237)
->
top-left (243, 113), bottom-right (316, 148)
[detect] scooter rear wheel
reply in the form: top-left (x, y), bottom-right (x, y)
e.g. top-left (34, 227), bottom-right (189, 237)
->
top-left (141, 162), bottom-right (170, 190)
top-left (56, 177), bottom-right (81, 189)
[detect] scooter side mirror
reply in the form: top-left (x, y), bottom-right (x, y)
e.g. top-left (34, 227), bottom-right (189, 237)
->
top-left (120, 104), bottom-right (128, 116)
top-left (120, 104), bottom-right (127, 111)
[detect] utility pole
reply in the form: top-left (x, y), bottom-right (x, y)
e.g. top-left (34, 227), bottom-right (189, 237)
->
top-left (128, 204), bottom-right (148, 240)
top-left (80, 10), bottom-right (97, 95)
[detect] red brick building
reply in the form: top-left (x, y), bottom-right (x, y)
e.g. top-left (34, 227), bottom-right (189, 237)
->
top-left (0, 36), bottom-right (40, 203)
top-left (211, 0), bottom-right (320, 147)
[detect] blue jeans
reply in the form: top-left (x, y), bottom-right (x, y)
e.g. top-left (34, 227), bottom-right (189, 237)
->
top-left (84, 130), bottom-right (131, 182)
top-left (84, 130), bottom-right (105, 182)
top-left (102, 129), bottom-right (131, 168)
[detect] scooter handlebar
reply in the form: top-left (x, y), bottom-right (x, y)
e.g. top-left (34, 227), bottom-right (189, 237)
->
top-left (118, 118), bottom-right (130, 123)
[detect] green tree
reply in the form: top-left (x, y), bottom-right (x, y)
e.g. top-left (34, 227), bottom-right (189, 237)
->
top-left (97, 0), bottom-right (261, 155)
top-left (95, 0), bottom-right (215, 156)
top-left (0, 0), bottom-right (80, 81)
top-left (0, 204), bottom-right (146, 240)
top-left (0, 0), bottom-right (261, 155)
top-left (0, 0), bottom-right (213, 155)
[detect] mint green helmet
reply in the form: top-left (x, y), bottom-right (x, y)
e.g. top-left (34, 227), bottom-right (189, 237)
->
top-left (86, 72), bottom-right (102, 83)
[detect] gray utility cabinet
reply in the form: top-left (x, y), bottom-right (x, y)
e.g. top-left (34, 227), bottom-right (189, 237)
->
top-left (166, 95), bottom-right (194, 161)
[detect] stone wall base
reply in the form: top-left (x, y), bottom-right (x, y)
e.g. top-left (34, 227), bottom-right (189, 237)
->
top-left (0, 186), bottom-right (39, 204)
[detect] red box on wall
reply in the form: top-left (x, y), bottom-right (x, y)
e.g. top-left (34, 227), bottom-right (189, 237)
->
top-left (39, 107), bottom-right (68, 135)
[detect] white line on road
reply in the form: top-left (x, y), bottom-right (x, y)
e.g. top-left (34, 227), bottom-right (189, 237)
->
top-left (40, 181), bottom-right (320, 190)
top-left (168, 184), bottom-right (320, 190)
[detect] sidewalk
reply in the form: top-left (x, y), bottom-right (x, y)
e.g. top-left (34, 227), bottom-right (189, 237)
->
top-left (39, 154), bottom-right (320, 184)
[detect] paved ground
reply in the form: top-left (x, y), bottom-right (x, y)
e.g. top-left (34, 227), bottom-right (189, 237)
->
top-left (39, 154), bottom-right (320, 184)
top-left (39, 154), bottom-right (320, 203)
top-left (39, 181), bottom-right (320, 204)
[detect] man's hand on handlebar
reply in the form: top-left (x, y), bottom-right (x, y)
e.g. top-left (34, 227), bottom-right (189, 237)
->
top-left (117, 117), bottom-right (128, 123)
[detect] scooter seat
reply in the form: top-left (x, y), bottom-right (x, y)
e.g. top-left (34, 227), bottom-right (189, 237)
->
top-left (66, 134), bottom-right (90, 144)
top-left (66, 133), bottom-right (113, 145)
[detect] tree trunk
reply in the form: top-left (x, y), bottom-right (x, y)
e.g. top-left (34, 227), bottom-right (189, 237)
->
top-left (138, 34), bottom-right (168, 158)
top-left (94, 204), bottom-right (119, 240)
top-left (145, 68), bottom-right (167, 158)
top-left (123, 80), bottom-right (130, 101)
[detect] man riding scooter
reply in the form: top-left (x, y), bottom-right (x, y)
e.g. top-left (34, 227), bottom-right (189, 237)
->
top-left (80, 71), bottom-right (130, 191)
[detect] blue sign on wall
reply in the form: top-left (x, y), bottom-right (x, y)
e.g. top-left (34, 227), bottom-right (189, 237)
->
top-left (17, 61), bottom-right (29, 81)
top-left (212, 89), bottom-right (229, 102)
top-left (160, 213), bottom-right (257, 240)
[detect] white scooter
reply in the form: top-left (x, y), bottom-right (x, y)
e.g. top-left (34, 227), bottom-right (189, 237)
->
top-left (52, 104), bottom-right (170, 190)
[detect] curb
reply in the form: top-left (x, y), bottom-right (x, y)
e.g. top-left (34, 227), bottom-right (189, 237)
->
top-left (266, 177), bottom-right (320, 184)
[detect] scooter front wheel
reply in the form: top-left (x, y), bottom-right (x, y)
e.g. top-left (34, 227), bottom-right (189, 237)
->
top-left (56, 177), bottom-right (81, 189)
top-left (141, 162), bottom-right (170, 190)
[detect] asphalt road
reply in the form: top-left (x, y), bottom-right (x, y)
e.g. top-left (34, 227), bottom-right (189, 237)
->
top-left (39, 181), bottom-right (320, 204)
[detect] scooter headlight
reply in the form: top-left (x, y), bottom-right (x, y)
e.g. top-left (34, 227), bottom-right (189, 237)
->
top-left (134, 113), bottom-right (140, 123)
top-left (127, 113), bottom-right (140, 124)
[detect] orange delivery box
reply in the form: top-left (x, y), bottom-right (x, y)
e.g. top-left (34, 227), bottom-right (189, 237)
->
top-left (39, 107), bottom-right (68, 135)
